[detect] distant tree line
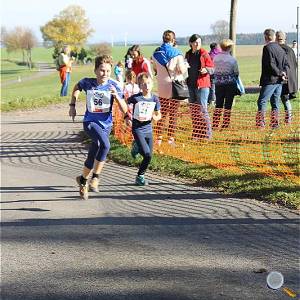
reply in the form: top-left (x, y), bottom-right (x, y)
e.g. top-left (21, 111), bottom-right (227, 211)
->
top-left (174, 19), bottom-right (298, 46)
top-left (175, 32), bottom-right (297, 46)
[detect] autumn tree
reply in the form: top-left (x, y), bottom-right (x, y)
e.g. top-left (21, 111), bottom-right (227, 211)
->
top-left (210, 20), bottom-right (229, 42)
top-left (40, 5), bottom-right (93, 51)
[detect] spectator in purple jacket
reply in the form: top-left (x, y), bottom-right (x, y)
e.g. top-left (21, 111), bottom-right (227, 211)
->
top-left (208, 43), bottom-right (221, 105)
top-left (209, 42), bottom-right (221, 60)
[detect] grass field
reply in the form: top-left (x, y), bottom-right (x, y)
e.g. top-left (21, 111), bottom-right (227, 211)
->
top-left (1, 47), bottom-right (55, 63)
top-left (1, 45), bottom-right (261, 84)
top-left (1, 45), bottom-right (262, 111)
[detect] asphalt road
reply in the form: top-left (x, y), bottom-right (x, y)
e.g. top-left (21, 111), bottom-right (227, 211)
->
top-left (1, 103), bottom-right (299, 300)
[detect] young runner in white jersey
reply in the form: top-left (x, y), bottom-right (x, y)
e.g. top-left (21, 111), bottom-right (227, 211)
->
top-left (125, 73), bottom-right (161, 185)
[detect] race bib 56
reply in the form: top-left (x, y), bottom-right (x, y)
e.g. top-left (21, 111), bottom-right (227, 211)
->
top-left (86, 90), bottom-right (111, 113)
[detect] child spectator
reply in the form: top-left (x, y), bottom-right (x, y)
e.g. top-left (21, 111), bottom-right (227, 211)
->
top-left (123, 70), bottom-right (140, 100)
top-left (114, 61), bottom-right (124, 87)
top-left (208, 42), bottom-right (221, 105)
top-left (124, 47), bottom-right (133, 71)
top-left (123, 70), bottom-right (140, 141)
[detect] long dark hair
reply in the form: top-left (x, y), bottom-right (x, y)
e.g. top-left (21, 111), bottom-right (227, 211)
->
top-left (130, 45), bottom-right (142, 57)
top-left (189, 34), bottom-right (201, 44)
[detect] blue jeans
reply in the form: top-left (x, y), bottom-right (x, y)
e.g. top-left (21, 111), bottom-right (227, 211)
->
top-left (256, 84), bottom-right (282, 128)
top-left (208, 83), bottom-right (216, 104)
top-left (133, 129), bottom-right (153, 176)
top-left (281, 97), bottom-right (292, 124)
top-left (188, 87), bottom-right (212, 139)
top-left (60, 72), bottom-right (70, 96)
top-left (83, 122), bottom-right (112, 169)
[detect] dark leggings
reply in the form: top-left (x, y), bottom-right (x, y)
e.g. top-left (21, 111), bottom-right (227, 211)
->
top-left (213, 84), bottom-right (236, 128)
top-left (133, 129), bottom-right (153, 176)
top-left (83, 121), bottom-right (112, 169)
top-left (215, 83), bottom-right (236, 109)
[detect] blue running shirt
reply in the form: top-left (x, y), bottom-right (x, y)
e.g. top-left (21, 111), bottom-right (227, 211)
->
top-left (78, 78), bottom-right (123, 128)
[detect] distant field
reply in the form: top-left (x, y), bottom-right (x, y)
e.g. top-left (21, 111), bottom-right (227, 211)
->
top-left (1, 45), bottom-right (264, 61)
top-left (1, 45), bottom-right (262, 111)
top-left (1, 45), bottom-right (261, 86)
top-left (1, 47), bottom-right (55, 63)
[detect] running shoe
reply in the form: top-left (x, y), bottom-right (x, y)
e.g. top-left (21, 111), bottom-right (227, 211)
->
top-left (135, 175), bottom-right (148, 186)
top-left (89, 177), bottom-right (99, 192)
top-left (76, 176), bottom-right (88, 200)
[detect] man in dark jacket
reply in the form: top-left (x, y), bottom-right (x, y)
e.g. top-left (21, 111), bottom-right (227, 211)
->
top-left (256, 29), bottom-right (288, 128)
top-left (276, 31), bottom-right (298, 124)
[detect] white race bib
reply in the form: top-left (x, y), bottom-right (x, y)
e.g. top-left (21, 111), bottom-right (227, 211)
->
top-left (133, 101), bottom-right (156, 121)
top-left (86, 89), bottom-right (111, 113)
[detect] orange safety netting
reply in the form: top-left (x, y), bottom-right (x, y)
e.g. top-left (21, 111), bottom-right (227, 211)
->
top-left (113, 98), bottom-right (300, 183)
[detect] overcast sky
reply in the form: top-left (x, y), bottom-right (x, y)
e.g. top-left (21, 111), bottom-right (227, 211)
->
top-left (1, 0), bottom-right (299, 43)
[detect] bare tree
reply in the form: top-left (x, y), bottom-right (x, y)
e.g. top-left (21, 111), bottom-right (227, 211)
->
top-left (2, 27), bottom-right (23, 57)
top-left (229, 0), bottom-right (238, 57)
top-left (90, 43), bottom-right (112, 57)
top-left (210, 20), bottom-right (229, 42)
top-left (2, 27), bottom-right (37, 69)
top-left (20, 29), bottom-right (37, 69)
top-left (1, 26), bottom-right (8, 46)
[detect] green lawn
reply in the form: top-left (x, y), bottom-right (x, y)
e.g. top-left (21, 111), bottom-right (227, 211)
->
top-left (1, 45), bottom-right (262, 85)
top-left (1, 47), bottom-right (55, 63)
top-left (1, 60), bottom-right (36, 82)
top-left (2, 65), bottom-right (91, 99)
top-left (1, 45), bottom-right (264, 111)
top-left (238, 56), bottom-right (260, 85)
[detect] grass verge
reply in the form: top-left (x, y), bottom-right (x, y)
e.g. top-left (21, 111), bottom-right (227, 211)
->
top-left (1, 95), bottom-right (70, 112)
top-left (108, 136), bottom-right (300, 210)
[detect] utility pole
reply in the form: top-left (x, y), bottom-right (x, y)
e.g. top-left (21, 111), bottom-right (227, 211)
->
top-left (111, 34), bottom-right (114, 48)
top-left (124, 32), bottom-right (128, 48)
top-left (229, 0), bottom-right (238, 57)
top-left (297, 6), bottom-right (299, 90)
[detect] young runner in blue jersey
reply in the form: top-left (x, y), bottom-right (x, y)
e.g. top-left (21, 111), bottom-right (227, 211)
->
top-left (69, 55), bottom-right (127, 200)
top-left (125, 73), bottom-right (161, 185)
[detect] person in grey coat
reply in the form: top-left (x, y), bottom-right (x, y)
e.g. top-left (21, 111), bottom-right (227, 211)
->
top-left (276, 31), bottom-right (298, 124)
